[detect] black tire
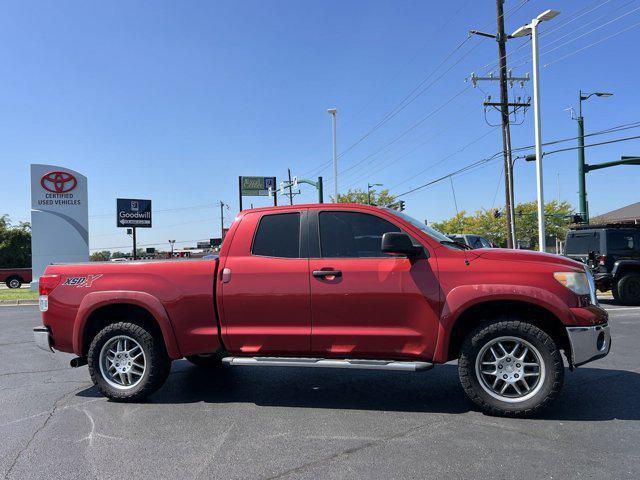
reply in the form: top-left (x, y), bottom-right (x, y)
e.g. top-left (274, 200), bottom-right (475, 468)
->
top-left (6, 277), bottom-right (22, 289)
top-left (458, 320), bottom-right (564, 417)
top-left (88, 322), bottom-right (171, 402)
top-left (186, 352), bottom-right (224, 368)
top-left (611, 282), bottom-right (620, 302)
top-left (616, 274), bottom-right (640, 306)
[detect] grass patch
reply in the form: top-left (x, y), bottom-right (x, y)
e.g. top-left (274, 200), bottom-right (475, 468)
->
top-left (0, 288), bottom-right (38, 301)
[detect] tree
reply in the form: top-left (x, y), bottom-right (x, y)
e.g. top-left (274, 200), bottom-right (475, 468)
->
top-left (431, 200), bottom-right (573, 249)
top-left (111, 251), bottom-right (129, 259)
top-left (336, 188), bottom-right (397, 207)
top-left (90, 250), bottom-right (111, 262)
top-left (0, 215), bottom-right (32, 268)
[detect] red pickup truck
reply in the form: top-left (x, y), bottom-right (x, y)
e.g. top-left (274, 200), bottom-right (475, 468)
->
top-left (33, 204), bottom-right (610, 416)
top-left (1, 268), bottom-right (32, 289)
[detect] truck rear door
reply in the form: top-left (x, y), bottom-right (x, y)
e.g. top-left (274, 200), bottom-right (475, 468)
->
top-left (219, 209), bottom-right (311, 355)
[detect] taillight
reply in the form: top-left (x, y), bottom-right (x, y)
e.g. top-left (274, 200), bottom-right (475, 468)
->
top-left (39, 274), bottom-right (61, 295)
top-left (598, 255), bottom-right (606, 266)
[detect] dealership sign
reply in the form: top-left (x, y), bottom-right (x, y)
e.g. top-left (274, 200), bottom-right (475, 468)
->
top-left (117, 199), bottom-right (152, 228)
top-left (240, 176), bottom-right (276, 196)
top-left (30, 164), bottom-right (89, 286)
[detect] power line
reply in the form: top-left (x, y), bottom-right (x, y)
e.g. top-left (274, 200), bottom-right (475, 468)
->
top-left (388, 126), bottom-right (501, 191)
top-left (302, 0), bottom-right (531, 180)
top-left (299, 30), bottom-right (490, 179)
top-left (329, 86), bottom-right (472, 185)
top-left (341, 103), bottom-right (485, 189)
top-left (476, 0), bottom-right (616, 75)
top-left (393, 127), bottom-right (640, 199)
top-left (508, 3), bottom-right (640, 70)
top-left (543, 20), bottom-right (640, 68)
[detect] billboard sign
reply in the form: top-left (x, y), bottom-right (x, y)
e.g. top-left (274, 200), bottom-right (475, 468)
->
top-left (240, 176), bottom-right (276, 196)
top-left (117, 199), bottom-right (152, 228)
top-left (30, 164), bottom-right (89, 286)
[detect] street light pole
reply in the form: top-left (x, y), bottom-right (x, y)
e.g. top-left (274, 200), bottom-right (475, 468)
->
top-left (531, 18), bottom-right (546, 253)
top-left (576, 90), bottom-right (613, 223)
top-left (511, 9), bottom-right (560, 253)
top-left (327, 108), bottom-right (338, 202)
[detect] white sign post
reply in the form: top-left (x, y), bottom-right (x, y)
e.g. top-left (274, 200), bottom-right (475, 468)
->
top-left (30, 164), bottom-right (89, 289)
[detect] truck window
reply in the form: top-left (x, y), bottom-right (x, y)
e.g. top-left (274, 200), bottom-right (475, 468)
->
top-left (564, 231), bottom-right (600, 254)
top-left (252, 212), bottom-right (301, 258)
top-left (608, 231), bottom-right (635, 251)
top-left (319, 211), bottom-right (400, 258)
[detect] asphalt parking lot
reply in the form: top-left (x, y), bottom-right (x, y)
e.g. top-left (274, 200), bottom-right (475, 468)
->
top-left (1, 301), bottom-right (638, 480)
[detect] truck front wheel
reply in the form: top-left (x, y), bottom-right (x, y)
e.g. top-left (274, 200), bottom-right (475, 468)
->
top-left (87, 322), bottom-right (171, 402)
top-left (458, 320), bottom-right (564, 417)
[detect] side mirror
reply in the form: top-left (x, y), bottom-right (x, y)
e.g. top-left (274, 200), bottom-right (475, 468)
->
top-left (381, 232), bottom-right (423, 257)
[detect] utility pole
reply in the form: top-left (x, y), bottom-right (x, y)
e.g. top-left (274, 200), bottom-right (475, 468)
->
top-left (469, 0), bottom-right (529, 248)
top-left (219, 201), bottom-right (228, 238)
top-left (495, 0), bottom-right (516, 248)
top-left (287, 168), bottom-right (294, 205)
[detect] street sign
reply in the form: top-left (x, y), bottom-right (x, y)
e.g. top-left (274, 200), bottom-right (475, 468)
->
top-left (117, 199), bottom-right (152, 228)
top-left (240, 176), bottom-right (276, 196)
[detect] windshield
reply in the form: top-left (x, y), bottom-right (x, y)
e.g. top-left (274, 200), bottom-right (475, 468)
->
top-left (383, 208), bottom-right (454, 244)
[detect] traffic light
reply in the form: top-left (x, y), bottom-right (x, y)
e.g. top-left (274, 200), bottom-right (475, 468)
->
top-left (399, 200), bottom-right (405, 211)
top-left (493, 209), bottom-right (502, 218)
top-left (572, 214), bottom-right (583, 223)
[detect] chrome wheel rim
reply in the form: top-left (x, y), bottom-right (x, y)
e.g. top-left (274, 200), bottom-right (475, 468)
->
top-left (475, 336), bottom-right (545, 403)
top-left (99, 335), bottom-right (146, 390)
top-left (8, 279), bottom-right (19, 288)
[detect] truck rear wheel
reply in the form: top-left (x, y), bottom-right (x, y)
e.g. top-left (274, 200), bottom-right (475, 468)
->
top-left (616, 274), bottom-right (640, 306)
top-left (458, 320), bottom-right (564, 417)
top-left (6, 277), bottom-right (22, 289)
top-left (88, 322), bottom-right (171, 402)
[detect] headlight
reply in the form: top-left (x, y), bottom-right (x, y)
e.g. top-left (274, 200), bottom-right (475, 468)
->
top-left (554, 271), bottom-right (591, 296)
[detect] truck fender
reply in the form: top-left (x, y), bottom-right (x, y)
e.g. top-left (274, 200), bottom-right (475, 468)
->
top-left (73, 290), bottom-right (181, 359)
top-left (612, 259), bottom-right (640, 278)
top-left (433, 284), bottom-right (572, 363)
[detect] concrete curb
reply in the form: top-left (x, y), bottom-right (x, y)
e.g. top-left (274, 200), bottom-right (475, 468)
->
top-left (0, 300), bottom-right (38, 306)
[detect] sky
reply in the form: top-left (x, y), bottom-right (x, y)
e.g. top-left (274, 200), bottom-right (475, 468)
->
top-left (2, 0), bottom-right (640, 252)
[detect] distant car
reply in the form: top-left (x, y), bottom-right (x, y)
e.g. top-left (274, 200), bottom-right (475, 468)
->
top-left (0, 268), bottom-right (32, 289)
top-left (448, 233), bottom-right (494, 249)
top-left (564, 225), bottom-right (640, 305)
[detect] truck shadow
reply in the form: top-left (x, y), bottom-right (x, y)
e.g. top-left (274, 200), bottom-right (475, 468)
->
top-left (79, 362), bottom-right (640, 420)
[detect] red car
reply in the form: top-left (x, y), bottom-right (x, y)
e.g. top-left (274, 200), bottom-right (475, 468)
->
top-left (33, 204), bottom-right (610, 416)
top-left (0, 268), bottom-right (32, 289)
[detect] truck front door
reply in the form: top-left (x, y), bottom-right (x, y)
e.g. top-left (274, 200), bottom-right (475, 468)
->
top-left (308, 209), bottom-right (440, 360)
top-left (220, 210), bottom-right (311, 355)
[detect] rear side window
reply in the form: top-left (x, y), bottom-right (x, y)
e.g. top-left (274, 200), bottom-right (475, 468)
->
top-left (252, 213), bottom-right (300, 258)
top-left (565, 231), bottom-right (600, 254)
top-left (608, 232), bottom-right (635, 251)
top-left (319, 211), bottom-right (400, 258)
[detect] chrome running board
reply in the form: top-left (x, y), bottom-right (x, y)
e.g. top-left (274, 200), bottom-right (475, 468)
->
top-left (221, 356), bottom-right (432, 372)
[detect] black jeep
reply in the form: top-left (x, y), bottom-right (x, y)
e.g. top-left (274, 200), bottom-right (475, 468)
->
top-left (564, 225), bottom-right (640, 305)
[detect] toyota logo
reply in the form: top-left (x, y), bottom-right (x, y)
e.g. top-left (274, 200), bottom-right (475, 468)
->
top-left (40, 171), bottom-right (77, 193)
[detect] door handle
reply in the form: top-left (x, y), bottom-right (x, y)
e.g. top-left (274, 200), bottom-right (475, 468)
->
top-left (312, 270), bottom-right (342, 278)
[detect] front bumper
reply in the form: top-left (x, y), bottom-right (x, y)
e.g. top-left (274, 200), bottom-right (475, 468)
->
top-left (33, 326), bottom-right (54, 352)
top-left (566, 323), bottom-right (611, 367)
